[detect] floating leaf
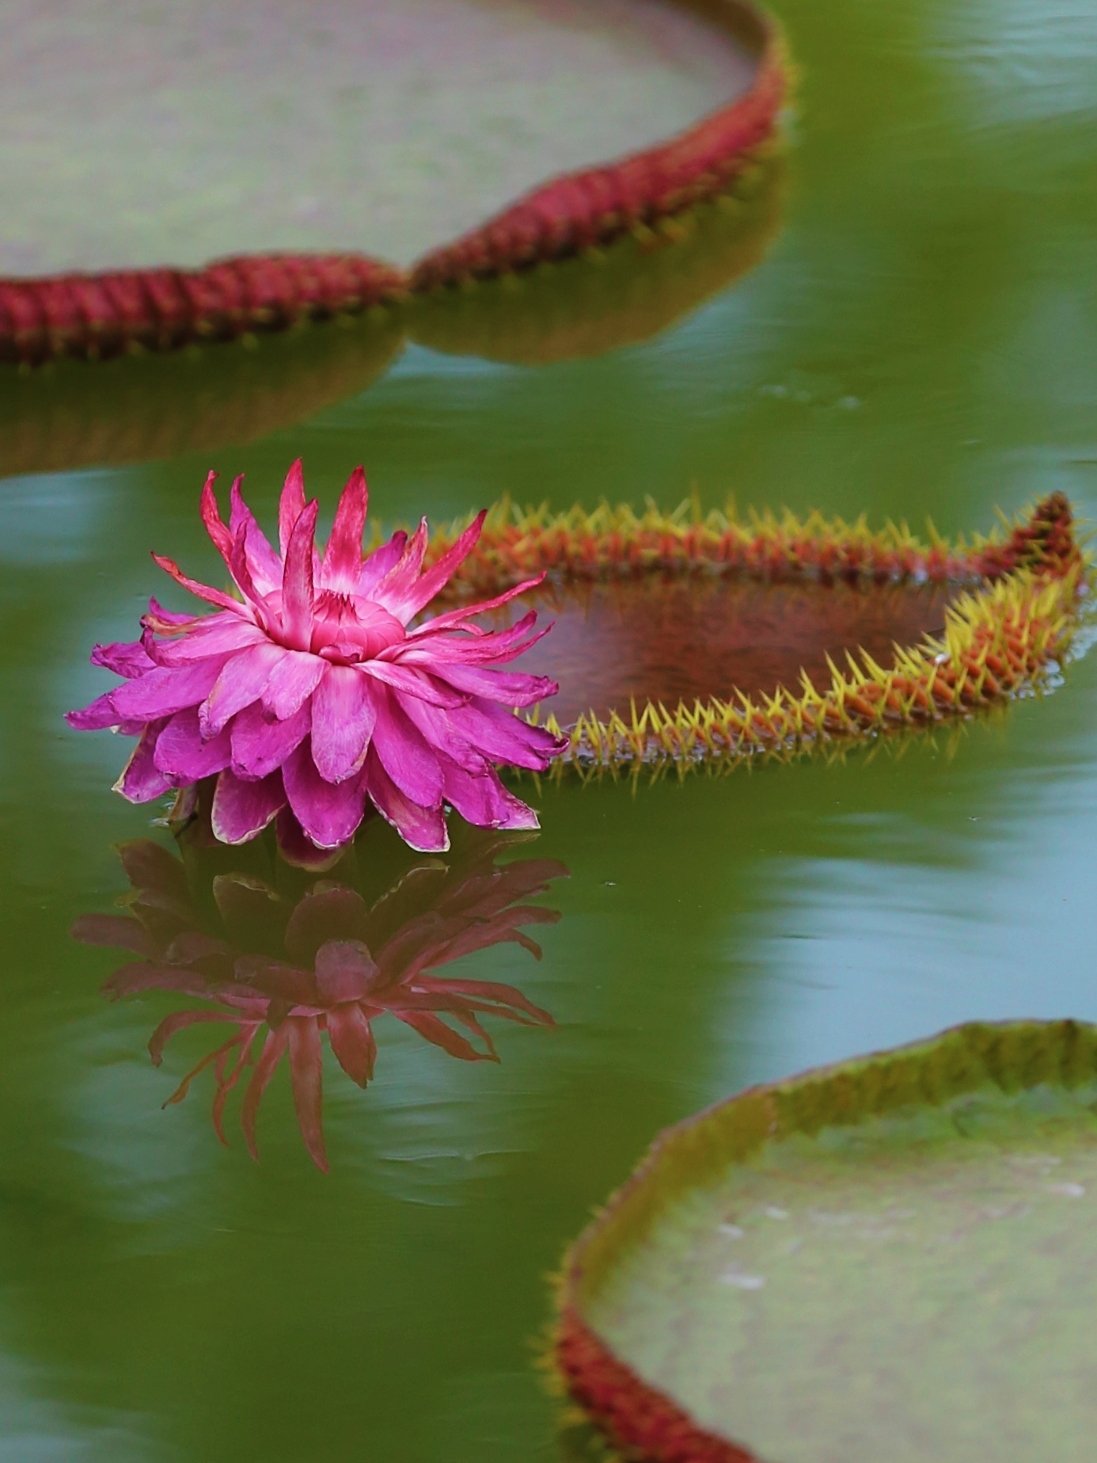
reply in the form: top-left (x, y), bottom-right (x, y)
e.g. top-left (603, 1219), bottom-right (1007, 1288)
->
top-left (1, 1), bottom-right (786, 362)
top-left (556, 1019), bottom-right (1097, 1463)
top-left (423, 491), bottom-right (1088, 772)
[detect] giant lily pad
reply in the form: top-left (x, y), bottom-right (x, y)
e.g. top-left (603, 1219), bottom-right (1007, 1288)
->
top-left (556, 1019), bottom-right (1097, 1463)
top-left (0, 0), bottom-right (785, 362)
top-left (2, 0), bottom-right (760, 275)
top-left (424, 490), bottom-right (1088, 772)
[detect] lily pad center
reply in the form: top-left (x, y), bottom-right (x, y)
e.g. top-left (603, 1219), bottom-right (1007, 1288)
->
top-left (501, 575), bottom-right (956, 725)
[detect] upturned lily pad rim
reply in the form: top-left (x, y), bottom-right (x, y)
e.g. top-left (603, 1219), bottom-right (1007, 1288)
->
top-left (555, 1017), bottom-right (1097, 1463)
top-left (423, 491), bottom-right (1088, 773)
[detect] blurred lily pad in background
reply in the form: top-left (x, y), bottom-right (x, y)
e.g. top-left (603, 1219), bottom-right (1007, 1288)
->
top-left (3, 0), bottom-right (756, 274)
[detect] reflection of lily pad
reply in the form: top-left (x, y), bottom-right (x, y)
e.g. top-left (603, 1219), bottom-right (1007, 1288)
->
top-left (0, 311), bottom-right (403, 476)
top-left (0, 313), bottom-right (402, 477)
top-left (424, 491), bottom-right (1087, 771)
top-left (556, 1019), bottom-right (1097, 1463)
top-left (408, 158), bottom-right (783, 366)
top-left (0, 169), bottom-right (782, 475)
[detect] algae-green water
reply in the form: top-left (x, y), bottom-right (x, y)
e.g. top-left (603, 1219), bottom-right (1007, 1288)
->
top-left (1, 0), bottom-right (1096, 1457)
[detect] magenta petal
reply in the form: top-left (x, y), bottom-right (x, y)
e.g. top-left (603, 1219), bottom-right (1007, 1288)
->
top-left (370, 693), bottom-right (444, 805)
top-left (153, 708), bottom-right (233, 780)
top-left (356, 529), bottom-right (407, 596)
top-left (151, 553), bottom-right (247, 614)
top-left (67, 690), bottom-right (124, 731)
top-left (226, 522), bottom-right (265, 607)
top-left (408, 573), bottom-right (546, 634)
top-left (230, 700), bottom-right (311, 780)
top-left (143, 615), bottom-right (265, 667)
top-left (114, 724), bottom-right (176, 803)
top-left (110, 657), bottom-right (225, 722)
top-left (453, 698), bottom-right (567, 771)
top-left (397, 695), bottom-right (482, 773)
top-left (320, 466), bottom-right (368, 592)
top-left (199, 642), bottom-right (285, 737)
top-left (388, 509), bottom-right (487, 621)
top-left (281, 499), bottom-right (319, 647)
top-left (229, 477), bottom-right (282, 594)
top-left (90, 639), bottom-right (155, 679)
top-left (278, 459), bottom-right (307, 559)
top-left (440, 757), bottom-right (540, 831)
top-left (199, 471), bottom-right (233, 563)
top-left (360, 660), bottom-right (465, 707)
top-left (211, 769), bottom-right (286, 843)
top-left (282, 740), bottom-right (368, 850)
top-left (372, 516), bottom-right (429, 611)
top-left (364, 748), bottom-right (449, 852)
top-left (260, 649), bottom-right (325, 720)
top-left (310, 665), bottom-right (376, 783)
top-left (145, 597), bottom-right (194, 628)
top-left (398, 610), bottom-right (549, 667)
top-left (431, 661), bottom-right (557, 708)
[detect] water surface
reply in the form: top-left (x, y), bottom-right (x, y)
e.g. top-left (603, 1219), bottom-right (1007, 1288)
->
top-left (1, 0), bottom-right (1095, 1458)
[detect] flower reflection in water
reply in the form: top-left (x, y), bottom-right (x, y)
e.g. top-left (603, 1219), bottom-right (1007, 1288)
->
top-left (75, 825), bottom-right (566, 1170)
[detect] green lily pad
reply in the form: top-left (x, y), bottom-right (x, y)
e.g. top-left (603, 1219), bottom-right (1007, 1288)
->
top-left (3, 0), bottom-right (754, 274)
top-left (557, 1020), bottom-right (1097, 1463)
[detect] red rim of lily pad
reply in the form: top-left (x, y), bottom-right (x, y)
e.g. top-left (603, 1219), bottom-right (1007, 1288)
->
top-left (555, 1018), bottom-right (1097, 1463)
top-left (0, 0), bottom-right (788, 364)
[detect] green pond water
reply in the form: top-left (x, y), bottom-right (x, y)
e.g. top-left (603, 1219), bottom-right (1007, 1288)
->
top-left (2, 0), bottom-right (1096, 1458)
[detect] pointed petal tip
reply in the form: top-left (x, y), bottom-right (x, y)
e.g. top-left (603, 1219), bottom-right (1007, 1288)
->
top-left (279, 459), bottom-right (309, 556)
top-left (65, 699), bottom-right (117, 731)
top-left (405, 830), bottom-right (451, 855)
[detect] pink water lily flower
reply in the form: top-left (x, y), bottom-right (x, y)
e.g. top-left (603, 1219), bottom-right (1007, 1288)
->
top-left (68, 462), bottom-right (566, 852)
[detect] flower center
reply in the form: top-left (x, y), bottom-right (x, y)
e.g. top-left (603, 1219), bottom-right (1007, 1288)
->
top-left (308, 591), bottom-right (406, 664)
